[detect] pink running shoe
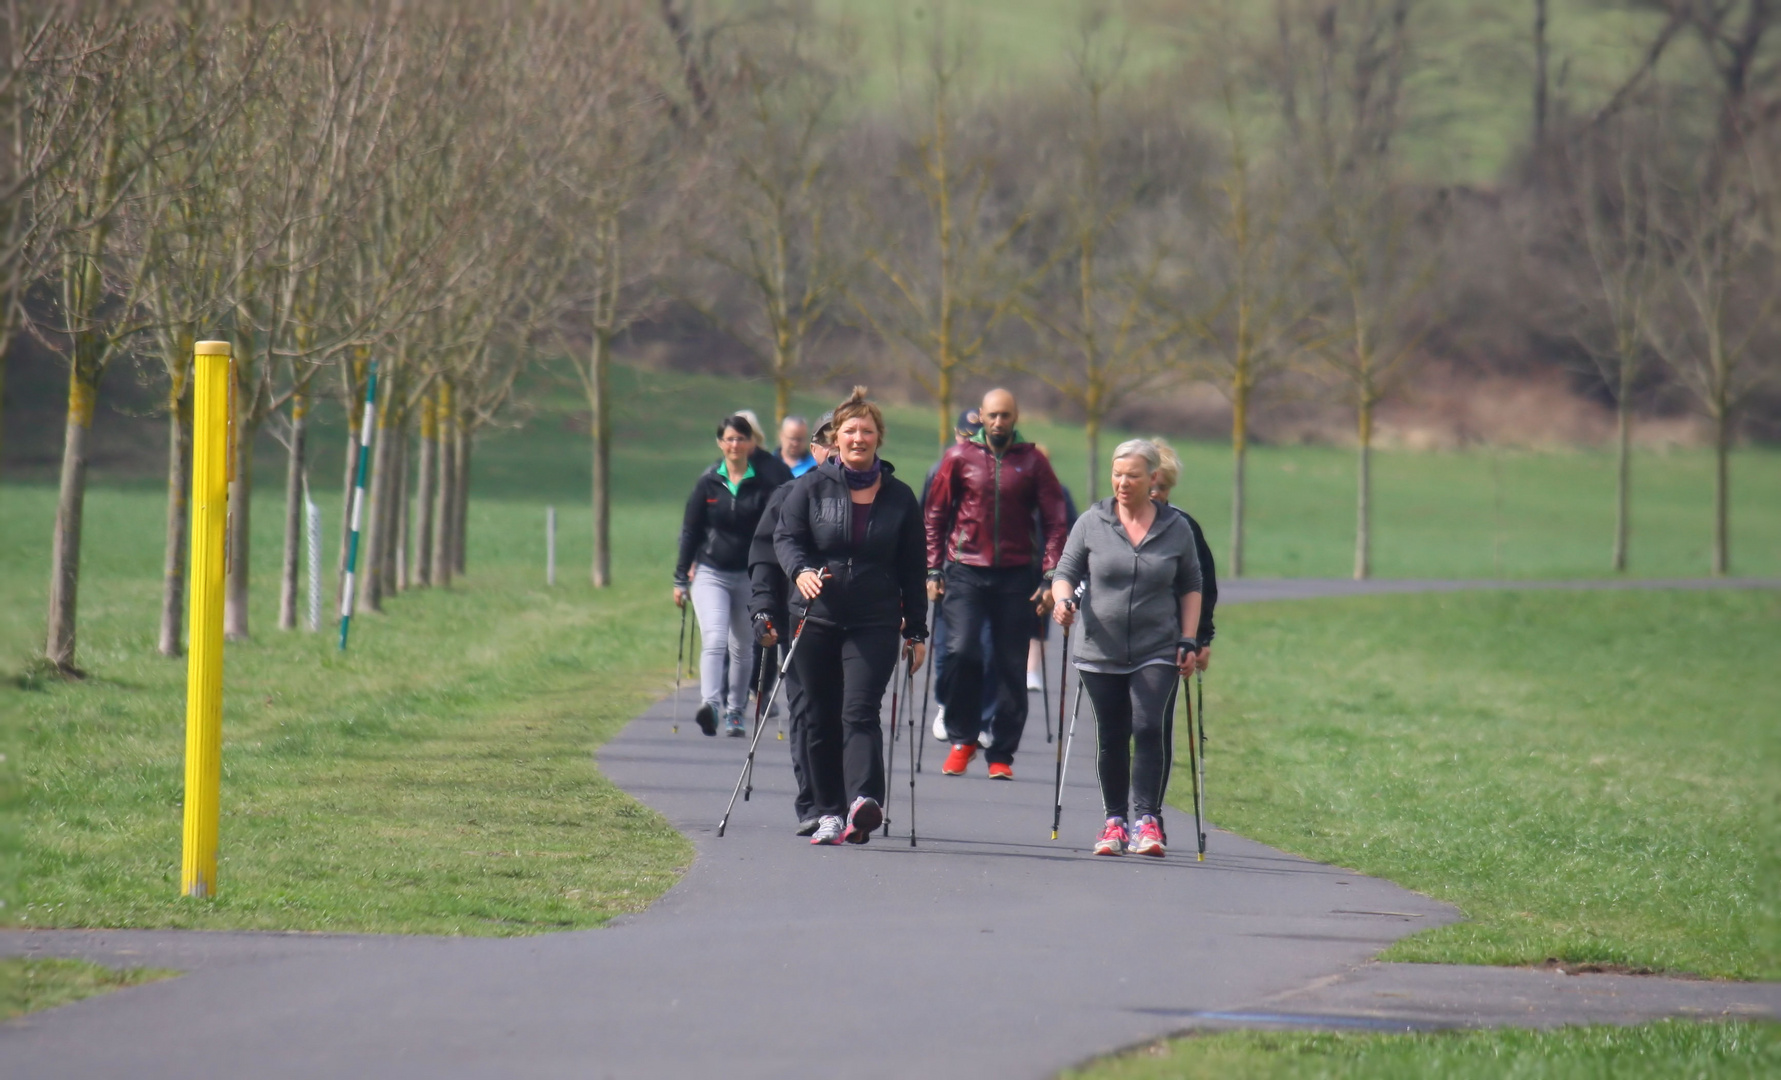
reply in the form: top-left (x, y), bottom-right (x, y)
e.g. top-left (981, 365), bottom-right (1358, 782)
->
top-left (842, 796), bottom-right (882, 845)
top-left (1093, 817), bottom-right (1128, 856)
top-left (1131, 815), bottom-right (1166, 857)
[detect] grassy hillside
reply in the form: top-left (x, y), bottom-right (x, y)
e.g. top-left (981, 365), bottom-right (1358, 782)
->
top-left (721, 0), bottom-right (1673, 182)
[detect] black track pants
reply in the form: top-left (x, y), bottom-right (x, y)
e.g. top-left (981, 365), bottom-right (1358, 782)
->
top-left (1080, 666), bottom-right (1178, 822)
top-left (940, 564), bottom-right (1037, 763)
top-left (792, 621), bottom-right (899, 818)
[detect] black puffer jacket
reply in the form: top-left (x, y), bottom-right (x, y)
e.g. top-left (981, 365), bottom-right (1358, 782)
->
top-left (1170, 506), bottom-right (1218, 645)
top-left (675, 464), bottom-right (781, 584)
top-left (774, 459), bottom-right (928, 640)
top-left (748, 482), bottom-right (795, 629)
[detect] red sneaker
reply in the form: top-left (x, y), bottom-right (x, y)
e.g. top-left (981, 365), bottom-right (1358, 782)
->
top-left (1094, 817), bottom-right (1128, 856)
top-left (987, 761), bottom-right (1013, 781)
top-left (941, 743), bottom-right (976, 775)
top-left (1131, 815), bottom-right (1166, 857)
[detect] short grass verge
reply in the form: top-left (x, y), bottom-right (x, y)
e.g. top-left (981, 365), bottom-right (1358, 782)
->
top-left (1068, 1020), bottom-right (1781, 1080)
top-left (1, 956), bottom-right (178, 1020)
top-left (3, 488), bottom-right (692, 934)
top-left (1183, 589), bottom-right (1779, 979)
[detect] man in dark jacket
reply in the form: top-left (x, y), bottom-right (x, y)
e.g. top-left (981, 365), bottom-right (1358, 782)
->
top-left (924, 389), bottom-right (1070, 779)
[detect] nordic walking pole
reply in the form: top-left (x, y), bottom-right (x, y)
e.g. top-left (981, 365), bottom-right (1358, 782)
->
top-left (906, 643), bottom-right (919, 846)
top-left (742, 644), bottom-right (770, 801)
top-left (672, 601), bottom-right (688, 734)
top-left (1039, 634), bottom-right (1052, 743)
top-left (1196, 669), bottom-right (1208, 857)
top-left (719, 616), bottom-right (808, 836)
top-left (1181, 669), bottom-right (1205, 861)
top-left (337, 360), bottom-right (378, 651)
top-left (883, 650), bottom-right (901, 837)
top-left (1054, 668), bottom-right (1084, 840)
top-left (1050, 602), bottom-right (1074, 839)
top-left (916, 607), bottom-right (935, 773)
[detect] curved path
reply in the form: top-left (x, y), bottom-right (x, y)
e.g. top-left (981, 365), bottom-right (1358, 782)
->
top-left (5, 578), bottom-right (1777, 1079)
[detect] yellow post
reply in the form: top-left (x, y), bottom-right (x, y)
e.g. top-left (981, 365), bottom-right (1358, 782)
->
top-left (181, 341), bottom-right (232, 898)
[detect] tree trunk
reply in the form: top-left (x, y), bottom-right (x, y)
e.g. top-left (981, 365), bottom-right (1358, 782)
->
top-left (1354, 398), bottom-right (1373, 581)
top-left (1612, 396), bottom-right (1630, 573)
top-left (413, 392), bottom-right (436, 589)
top-left (359, 406), bottom-right (391, 613)
top-left (278, 396), bottom-right (308, 629)
top-left (1084, 414), bottom-right (1101, 503)
top-left (936, 363), bottom-right (954, 451)
top-left (159, 381), bottom-right (192, 657)
top-left (591, 334), bottom-right (612, 587)
top-left (392, 428), bottom-right (410, 590)
top-left (46, 369), bottom-right (98, 674)
top-left (431, 387), bottom-right (454, 588)
top-left (1532, 0), bottom-right (1550, 148)
top-left (1231, 384), bottom-right (1248, 578)
top-left (453, 424), bottom-right (471, 576)
top-left (1712, 408), bottom-right (1729, 576)
top-left (223, 421), bottom-right (256, 641)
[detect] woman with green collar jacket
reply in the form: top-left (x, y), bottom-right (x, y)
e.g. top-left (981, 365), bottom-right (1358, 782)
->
top-left (774, 388), bottom-right (929, 846)
top-left (675, 415), bottom-right (784, 737)
top-left (1050, 438), bottom-right (1203, 858)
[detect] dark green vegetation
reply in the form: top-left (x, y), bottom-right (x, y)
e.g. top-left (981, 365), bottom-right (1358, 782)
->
top-left (1070, 1021), bottom-right (1781, 1080)
top-left (2, 365), bottom-right (1776, 935)
top-left (1187, 589), bottom-right (1780, 980)
top-left (1, 956), bottom-right (177, 1020)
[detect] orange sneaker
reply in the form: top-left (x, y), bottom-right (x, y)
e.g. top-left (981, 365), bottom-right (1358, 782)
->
top-left (941, 743), bottom-right (977, 775)
top-left (987, 761), bottom-right (1013, 781)
top-left (1094, 817), bottom-right (1128, 856)
top-left (1131, 815), bottom-right (1166, 857)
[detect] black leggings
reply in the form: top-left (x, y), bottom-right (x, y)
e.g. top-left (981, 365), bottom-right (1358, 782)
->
top-left (1079, 666), bottom-right (1179, 822)
top-left (792, 621), bottom-right (900, 818)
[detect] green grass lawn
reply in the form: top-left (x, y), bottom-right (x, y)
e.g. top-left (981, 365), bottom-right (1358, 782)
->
top-left (2, 483), bottom-right (693, 934)
top-left (1183, 589), bottom-right (1780, 980)
top-left (1, 956), bottom-right (177, 1020)
top-left (1070, 1020), bottom-right (1781, 1080)
top-left (2, 364), bottom-right (1776, 953)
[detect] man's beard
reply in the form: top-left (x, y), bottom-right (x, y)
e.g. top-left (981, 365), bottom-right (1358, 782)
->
top-left (987, 430), bottom-right (1012, 449)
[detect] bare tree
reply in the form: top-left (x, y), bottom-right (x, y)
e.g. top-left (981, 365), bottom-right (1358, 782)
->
top-left (858, 18), bottom-right (1033, 449)
top-left (1009, 24), bottom-right (1182, 501)
top-left (1281, 0), bottom-right (1440, 580)
top-left (1553, 111), bottom-right (1666, 572)
top-left (683, 30), bottom-right (857, 425)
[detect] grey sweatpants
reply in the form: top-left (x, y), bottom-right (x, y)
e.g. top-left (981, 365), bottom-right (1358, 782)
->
top-left (691, 564), bottom-right (753, 718)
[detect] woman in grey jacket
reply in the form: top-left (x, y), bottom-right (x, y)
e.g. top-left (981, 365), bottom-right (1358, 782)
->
top-left (1050, 439), bottom-right (1202, 857)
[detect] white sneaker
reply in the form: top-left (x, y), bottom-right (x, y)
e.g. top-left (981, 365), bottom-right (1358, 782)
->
top-left (931, 706), bottom-right (948, 741)
top-left (809, 816), bottom-right (845, 845)
top-left (1026, 670), bottom-right (1044, 692)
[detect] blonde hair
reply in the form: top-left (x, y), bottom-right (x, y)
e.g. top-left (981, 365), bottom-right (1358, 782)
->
top-left (831, 386), bottom-right (885, 440)
top-left (736, 409), bottom-right (765, 447)
top-left (1152, 437), bottom-right (1182, 493)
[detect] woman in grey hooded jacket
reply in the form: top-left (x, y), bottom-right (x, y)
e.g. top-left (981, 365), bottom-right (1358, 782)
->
top-left (1051, 439), bottom-right (1202, 857)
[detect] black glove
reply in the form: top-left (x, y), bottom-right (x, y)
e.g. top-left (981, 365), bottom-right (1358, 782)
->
top-left (1176, 637), bottom-right (1200, 665)
top-left (753, 612), bottom-right (776, 646)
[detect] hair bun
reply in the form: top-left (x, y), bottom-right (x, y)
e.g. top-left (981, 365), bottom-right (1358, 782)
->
top-left (846, 385), bottom-right (870, 404)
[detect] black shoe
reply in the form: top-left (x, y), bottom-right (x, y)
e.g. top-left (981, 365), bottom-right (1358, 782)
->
top-left (695, 703), bottom-right (717, 737)
top-left (795, 818), bottom-right (821, 837)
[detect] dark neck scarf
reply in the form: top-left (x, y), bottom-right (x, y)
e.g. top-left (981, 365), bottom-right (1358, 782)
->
top-left (841, 456), bottom-right (882, 490)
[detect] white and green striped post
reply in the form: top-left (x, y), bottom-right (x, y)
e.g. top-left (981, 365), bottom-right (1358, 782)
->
top-left (338, 361), bottom-right (378, 651)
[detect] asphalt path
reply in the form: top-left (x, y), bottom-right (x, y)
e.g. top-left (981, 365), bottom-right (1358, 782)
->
top-left (4, 577), bottom-right (1776, 1078)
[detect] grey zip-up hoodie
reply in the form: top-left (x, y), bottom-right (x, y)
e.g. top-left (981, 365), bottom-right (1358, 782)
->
top-left (1053, 498), bottom-right (1202, 668)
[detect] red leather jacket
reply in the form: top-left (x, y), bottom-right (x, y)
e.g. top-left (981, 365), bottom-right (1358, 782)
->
top-left (924, 434), bottom-right (1070, 572)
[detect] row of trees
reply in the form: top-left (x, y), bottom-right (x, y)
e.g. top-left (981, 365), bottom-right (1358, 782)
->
top-left (4, 0), bottom-right (1776, 676)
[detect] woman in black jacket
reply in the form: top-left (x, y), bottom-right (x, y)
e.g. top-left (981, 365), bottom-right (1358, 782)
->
top-left (676, 415), bottom-right (783, 737)
top-left (1152, 438), bottom-right (1217, 670)
top-left (774, 388), bottom-right (928, 845)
